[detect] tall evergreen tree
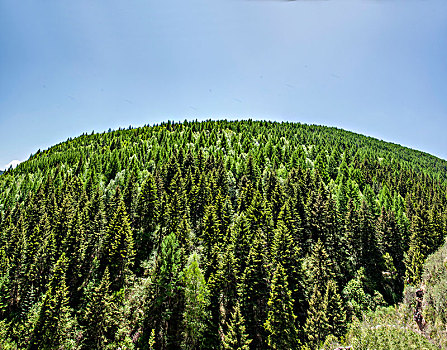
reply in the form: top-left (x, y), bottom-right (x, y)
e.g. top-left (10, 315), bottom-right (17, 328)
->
top-left (135, 173), bottom-right (159, 262)
top-left (182, 253), bottom-right (209, 350)
top-left (81, 268), bottom-right (116, 349)
top-left (222, 301), bottom-right (252, 350)
top-left (271, 211), bottom-right (305, 324)
top-left (144, 232), bottom-right (183, 350)
top-left (102, 200), bottom-right (135, 290)
top-left (28, 254), bottom-right (75, 350)
top-left (264, 263), bottom-right (300, 350)
top-left (239, 230), bottom-right (269, 349)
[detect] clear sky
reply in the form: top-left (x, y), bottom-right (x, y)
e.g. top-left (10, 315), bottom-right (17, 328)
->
top-left (1, 0), bottom-right (447, 170)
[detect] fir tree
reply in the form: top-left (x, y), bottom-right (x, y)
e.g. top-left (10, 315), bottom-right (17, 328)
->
top-left (28, 254), bottom-right (74, 350)
top-left (264, 263), bottom-right (300, 350)
top-left (102, 200), bottom-right (135, 291)
top-left (222, 301), bottom-right (252, 350)
top-left (239, 230), bottom-right (269, 349)
top-left (182, 253), bottom-right (210, 350)
top-left (81, 268), bottom-right (116, 349)
top-left (304, 284), bottom-right (328, 349)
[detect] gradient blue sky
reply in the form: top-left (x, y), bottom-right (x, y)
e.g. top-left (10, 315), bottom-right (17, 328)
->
top-left (1, 0), bottom-right (447, 169)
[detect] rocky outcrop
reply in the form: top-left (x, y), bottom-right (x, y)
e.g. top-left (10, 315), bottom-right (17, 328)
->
top-left (413, 288), bottom-right (427, 332)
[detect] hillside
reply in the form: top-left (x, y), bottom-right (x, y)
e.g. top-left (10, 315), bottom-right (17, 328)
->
top-left (0, 119), bottom-right (446, 349)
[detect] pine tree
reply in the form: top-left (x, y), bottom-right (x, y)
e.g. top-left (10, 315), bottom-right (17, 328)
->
top-left (28, 254), bottom-right (74, 350)
top-left (231, 214), bottom-right (253, 277)
top-left (102, 200), bottom-right (135, 290)
top-left (201, 203), bottom-right (221, 278)
top-left (306, 239), bottom-right (335, 290)
top-left (358, 200), bottom-right (383, 290)
top-left (81, 268), bottom-right (116, 349)
top-left (314, 153), bottom-right (329, 183)
top-left (0, 268), bottom-right (10, 318)
top-left (206, 242), bottom-right (238, 348)
top-left (147, 231), bottom-right (183, 349)
top-left (222, 301), bottom-right (252, 350)
top-left (404, 207), bottom-right (433, 286)
top-left (182, 253), bottom-right (210, 350)
top-left (135, 173), bottom-right (159, 262)
top-left (239, 230), bottom-right (269, 349)
top-left (264, 263), bottom-right (300, 349)
top-left (123, 168), bottom-right (139, 222)
top-left (344, 199), bottom-right (361, 277)
top-left (271, 212), bottom-right (305, 324)
top-left (304, 284), bottom-right (328, 349)
top-left (324, 280), bottom-right (346, 340)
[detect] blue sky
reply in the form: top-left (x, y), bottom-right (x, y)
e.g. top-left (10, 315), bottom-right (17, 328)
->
top-left (1, 0), bottom-right (447, 169)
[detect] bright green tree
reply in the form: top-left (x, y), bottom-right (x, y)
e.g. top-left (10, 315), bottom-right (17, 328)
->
top-left (264, 263), bottom-right (300, 349)
top-left (182, 253), bottom-right (210, 350)
top-left (222, 301), bottom-right (252, 350)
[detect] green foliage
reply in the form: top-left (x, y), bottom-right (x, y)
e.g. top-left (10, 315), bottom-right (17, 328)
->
top-left (343, 267), bottom-right (385, 320)
top-left (419, 239), bottom-right (447, 349)
top-left (239, 231), bottom-right (269, 349)
top-left (102, 200), bottom-right (135, 290)
top-left (264, 263), bottom-right (300, 349)
top-left (0, 120), bottom-right (446, 348)
top-left (222, 301), bottom-right (252, 350)
top-left (182, 253), bottom-right (209, 349)
top-left (148, 231), bottom-right (183, 349)
top-left (28, 254), bottom-right (78, 349)
top-left (343, 307), bottom-right (438, 350)
top-left (304, 285), bottom-right (328, 349)
top-left (81, 267), bottom-right (116, 349)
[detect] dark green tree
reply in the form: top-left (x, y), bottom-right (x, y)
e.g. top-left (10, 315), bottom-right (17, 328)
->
top-left (81, 268), bottom-right (116, 349)
top-left (102, 200), bottom-right (135, 290)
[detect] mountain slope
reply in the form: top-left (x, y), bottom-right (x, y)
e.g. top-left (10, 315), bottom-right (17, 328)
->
top-left (0, 119), bottom-right (446, 349)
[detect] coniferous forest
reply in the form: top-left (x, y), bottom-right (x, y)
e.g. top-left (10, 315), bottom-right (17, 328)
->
top-left (1, 119), bottom-right (447, 349)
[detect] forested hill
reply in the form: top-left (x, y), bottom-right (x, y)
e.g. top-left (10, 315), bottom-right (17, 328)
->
top-left (0, 119), bottom-right (446, 349)
top-left (9, 120), bottom-right (447, 182)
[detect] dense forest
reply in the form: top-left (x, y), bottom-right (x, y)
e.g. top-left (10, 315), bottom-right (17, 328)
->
top-left (0, 119), bottom-right (446, 349)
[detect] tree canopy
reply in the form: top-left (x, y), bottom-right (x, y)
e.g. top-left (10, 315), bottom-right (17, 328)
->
top-left (0, 119), bottom-right (446, 349)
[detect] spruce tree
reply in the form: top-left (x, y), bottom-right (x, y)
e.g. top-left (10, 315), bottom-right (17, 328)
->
top-left (102, 200), bottom-right (135, 290)
top-left (324, 279), bottom-right (346, 340)
top-left (264, 263), bottom-right (300, 350)
top-left (271, 212), bottom-right (305, 324)
top-left (135, 173), bottom-right (159, 262)
top-left (304, 284), bottom-right (328, 349)
top-left (182, 253), bottom-right (209, 350)
top-left (28, 254), bottom-right (74, 350)
top-left (222, 301), bottom-right (252, 350)
top-left (239, 230), bottom-right (269, 349)
top-left (306, 239), bottom-right (335, 289)
top-left (146, 231), bottom-right (183, 349)
top-left (81, 268), bottom-right (116, 349)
